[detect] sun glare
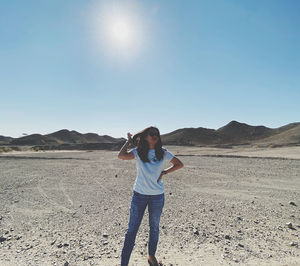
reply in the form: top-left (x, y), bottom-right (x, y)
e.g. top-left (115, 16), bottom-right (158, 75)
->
top-left (88, 1), bottom-right (144, 60)
top-left (107, 16), bottom-right (135, 48)
top-left (110, 20), bottom-right (133, 45)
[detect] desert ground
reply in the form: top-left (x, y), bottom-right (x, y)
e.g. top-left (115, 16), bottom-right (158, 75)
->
top-left (0, 145), bottom-right (299, 265)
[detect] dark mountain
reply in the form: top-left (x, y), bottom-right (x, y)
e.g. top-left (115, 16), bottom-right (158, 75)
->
top-left (160, 127), bottom-right (225, 145)
top-left (44, 129), bottom-right (85, 144)
top-left (161, 121), bottom-right (300, 147)
top-left (8, 129), bottom-right (123, 147)
top-left (216, 121), bottom-right (273, 143)
top-left (0, 135), bottom-right (14, 145)
top-left (1, 121), bottom-right (300, 150)
top-left (10, 134), bottom-right (56, 146)
top-left (255, 123), bottom-right (300, 146)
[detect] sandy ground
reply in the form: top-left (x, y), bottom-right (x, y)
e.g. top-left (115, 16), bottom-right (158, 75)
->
top-left (0, 145), bottom-right (299, 265)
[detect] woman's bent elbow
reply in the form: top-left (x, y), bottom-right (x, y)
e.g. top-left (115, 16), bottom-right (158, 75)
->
top-left (174, 163), bottom-right (184, 169)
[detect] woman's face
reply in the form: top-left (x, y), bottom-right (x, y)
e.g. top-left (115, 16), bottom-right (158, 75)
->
top-left (145, 128), bottom-right (159, 146)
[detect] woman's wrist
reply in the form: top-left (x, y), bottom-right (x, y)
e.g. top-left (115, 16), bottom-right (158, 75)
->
top-left (121, 139), bottom-right (130, 151)
top-left (125, 139), bottom-right (132, 145)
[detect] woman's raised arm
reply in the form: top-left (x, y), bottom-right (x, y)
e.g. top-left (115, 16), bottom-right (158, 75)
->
top-left (117, 133), bottom-right (135, 160)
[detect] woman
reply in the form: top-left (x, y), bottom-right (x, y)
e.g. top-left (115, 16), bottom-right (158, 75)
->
top-left (118, 126), bottom-right (184, 266)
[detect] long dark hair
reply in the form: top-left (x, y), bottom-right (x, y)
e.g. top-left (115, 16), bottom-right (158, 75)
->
top-left (131, 126), bottom-right (164, 163)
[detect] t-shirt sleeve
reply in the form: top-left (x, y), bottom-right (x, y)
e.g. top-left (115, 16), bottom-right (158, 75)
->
top-left (164, 149), bottom-right (175, 163)
top-left (129, 147), bottom-right (137, 159)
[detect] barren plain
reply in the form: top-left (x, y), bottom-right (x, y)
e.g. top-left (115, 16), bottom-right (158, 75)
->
top-left (0, 146), bottom-right (299, 265)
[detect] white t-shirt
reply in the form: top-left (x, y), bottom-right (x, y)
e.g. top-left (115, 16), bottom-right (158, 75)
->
top-left (129, 147), bottom-right (175, 195)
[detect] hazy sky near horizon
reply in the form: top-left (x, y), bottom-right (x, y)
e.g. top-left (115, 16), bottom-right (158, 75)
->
top-left (1, 0), bottom-right (299, 138)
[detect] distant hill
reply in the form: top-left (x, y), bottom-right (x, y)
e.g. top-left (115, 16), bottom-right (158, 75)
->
top-left (161, 121), bottom-right (300, 147)
top-left (255, 123), bottom-right (300, 146)
top-left (2, 129), bottom-right (125, 150)
top-left (0, 135), bottom-right (14, 145)
top-left (1, 121), bottom-right (300, 151)
top-left (44, 129), bottom-right (118, 144)
top-left (10, 134), bottom-right (57, 146)
top-left (216, 121), bottom-right (274, 142)
top-left (160, 127), bottom-right (225, 146)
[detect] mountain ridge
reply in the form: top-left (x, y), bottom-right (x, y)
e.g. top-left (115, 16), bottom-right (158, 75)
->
top-left (1, 121), bottom-right (299, 150)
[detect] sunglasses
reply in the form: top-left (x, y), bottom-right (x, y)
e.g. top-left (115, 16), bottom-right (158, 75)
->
top-left (148, 131), bottom-right (159, 137)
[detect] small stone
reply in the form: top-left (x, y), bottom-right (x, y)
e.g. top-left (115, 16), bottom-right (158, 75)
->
top-left (237, 216), bottom-right (243, 221)
top-left (0, 236), bottom-right (7, 243)
top-left (290, 242), bottom-right (298, 247)
top-left (64, 261), bottom-right (69, 266)
top-left (286, 222), bottom-right (294, 229)
top-left (169, 192), bottom-right (172, 195)
top-left (83, 255), bottom-right (94, 261)
top-left (193, 229), bottom-right (199, 235)
top-left (115, 174), bottom-right (118, 178)
top-left (289, 201), bottom-right (297, 206)
top-left (210, 209), bottom-right (213, 212)
top-left (225, 235), bottom-right (231, 240)
top-left (238, 243), bottom-right (244, 248)
top-left (103, 233), bottom-right (109, 238)
top-left (57, 243), bottom-right (63, 248)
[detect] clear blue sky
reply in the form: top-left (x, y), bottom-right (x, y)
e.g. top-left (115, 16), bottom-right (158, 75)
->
top-left (1, 0), bottom-right (299, 138)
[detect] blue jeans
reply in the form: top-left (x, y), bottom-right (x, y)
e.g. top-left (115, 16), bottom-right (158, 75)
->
top-left (121, 190), bottom-right (165, 266)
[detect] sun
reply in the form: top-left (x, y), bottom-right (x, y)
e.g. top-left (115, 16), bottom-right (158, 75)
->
top-left (88, 1), bottom-right (144, 60)
top-left (107, 16), bottom-right (135, 49)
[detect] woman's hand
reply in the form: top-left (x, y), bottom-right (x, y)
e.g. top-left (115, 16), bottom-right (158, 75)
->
top-left (157, 170), bottom-right (167, 183)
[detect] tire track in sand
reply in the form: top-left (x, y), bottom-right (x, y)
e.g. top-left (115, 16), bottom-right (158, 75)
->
top-left (36, 181), bottom-right (73, 213)
top-left (58, 179), bottom-right (74, 207)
